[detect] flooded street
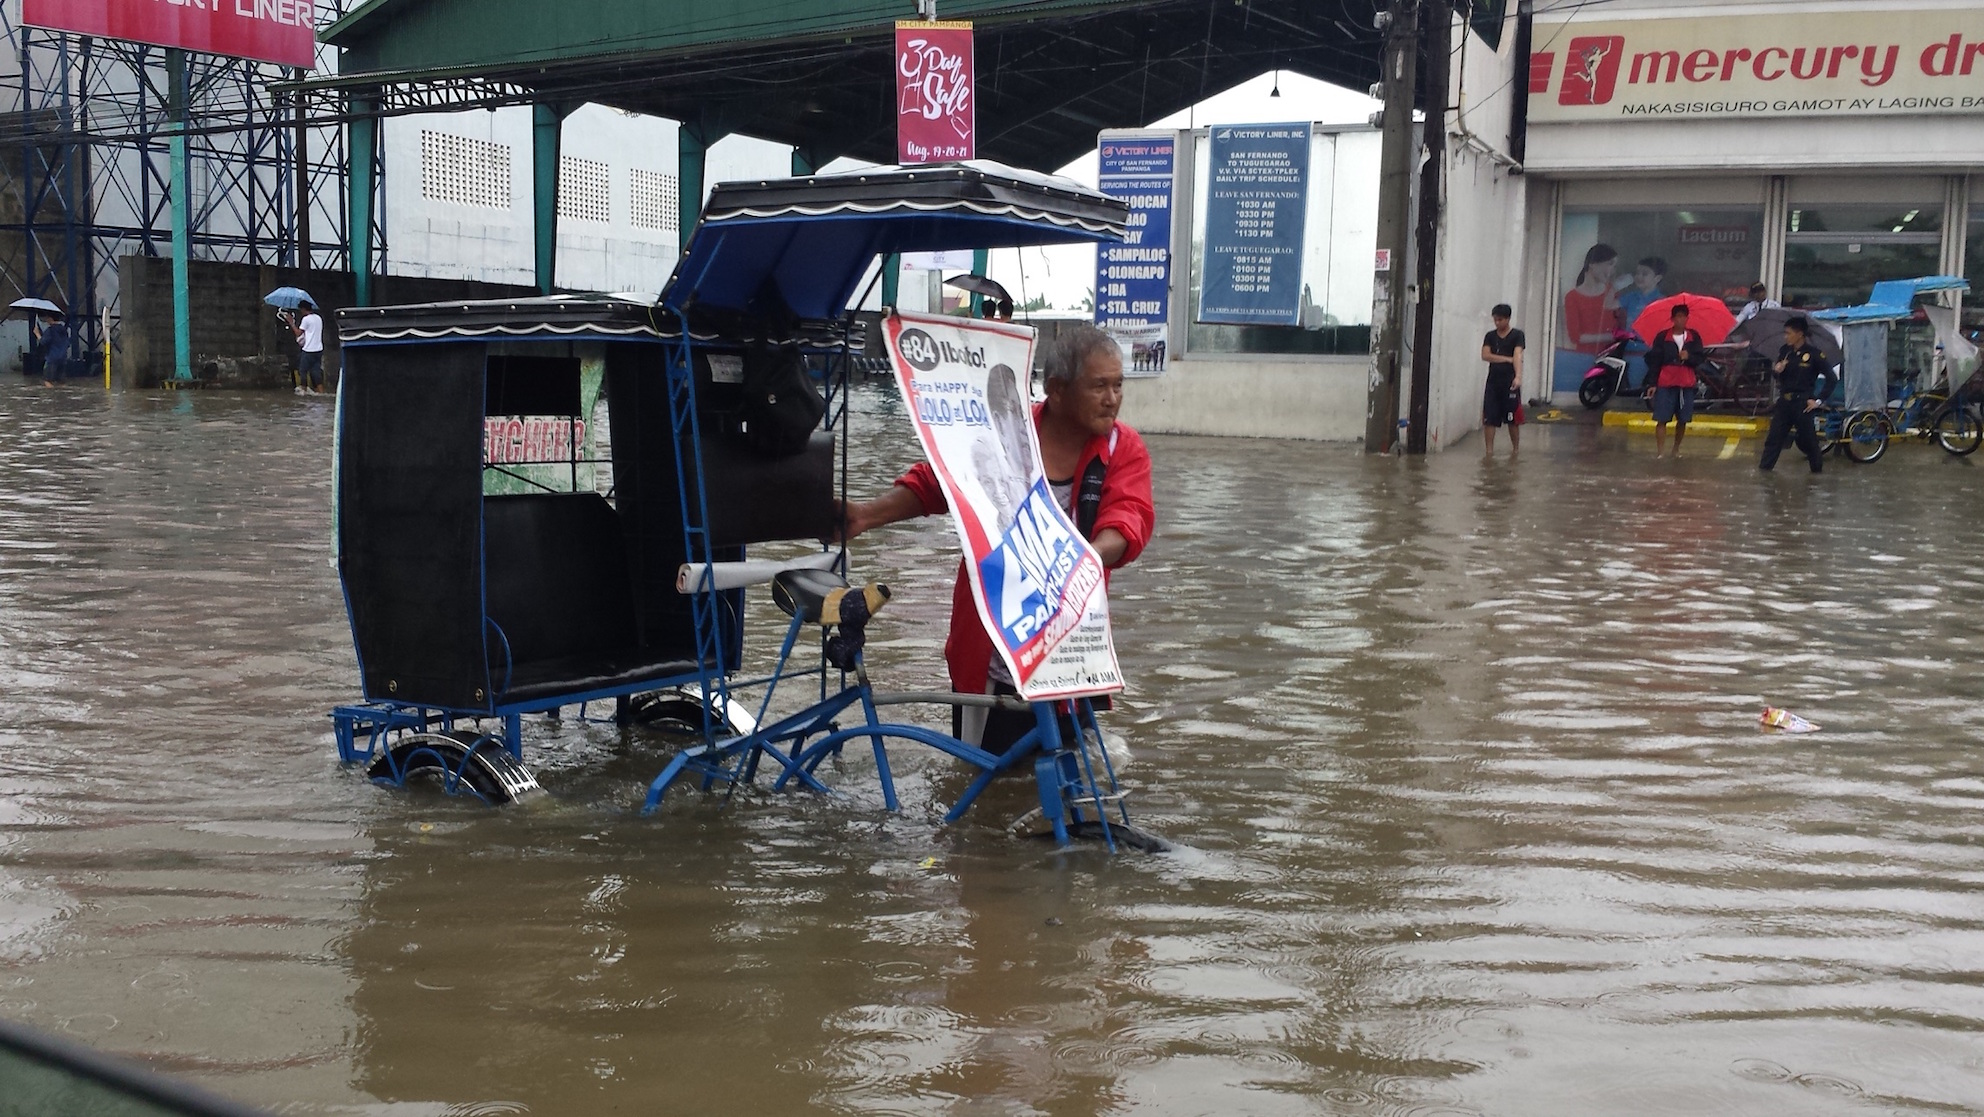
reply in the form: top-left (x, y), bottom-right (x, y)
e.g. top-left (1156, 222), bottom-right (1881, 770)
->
top-left (3, 376), bottom-right (1984, 1116)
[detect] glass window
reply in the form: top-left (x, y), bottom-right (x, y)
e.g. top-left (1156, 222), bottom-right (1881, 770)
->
top-left (1551, 207), bottom-right (1764, 392)
top-left (1783, 204), bottom-right (1944, 310)
top-left (1186, 128), bottom-right (1378, 357)
top-left (1469, 0), bottom-right (1508, 49)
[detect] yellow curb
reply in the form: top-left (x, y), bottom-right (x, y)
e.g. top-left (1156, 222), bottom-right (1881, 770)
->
top-left (1600, 410), bottom-right (1770, 435)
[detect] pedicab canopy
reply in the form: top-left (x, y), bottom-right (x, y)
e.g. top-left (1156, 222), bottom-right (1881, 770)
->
top-left (661, 161), bottom-right (1128, 321)
top-left (1808, 276), bottom-right (1971, 410)
top-left (1809, 276), bottom-right (1969, 325)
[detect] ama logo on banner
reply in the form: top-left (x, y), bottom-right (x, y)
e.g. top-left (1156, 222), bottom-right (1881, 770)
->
top-left (980, 482), bottom-right (1084, 654)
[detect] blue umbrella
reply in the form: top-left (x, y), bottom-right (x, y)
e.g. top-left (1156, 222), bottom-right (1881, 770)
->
top-left (263, 287), bottom-right (316, 310)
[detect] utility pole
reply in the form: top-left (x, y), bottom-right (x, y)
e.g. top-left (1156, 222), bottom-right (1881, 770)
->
top-left (1405, 0), bottom-right (1450, 454)
top-left (1363, 0), bottom-right (1418, 453)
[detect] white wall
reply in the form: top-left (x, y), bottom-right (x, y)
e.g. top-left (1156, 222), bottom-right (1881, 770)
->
top-left (381, 105), bottom-right (689, 294)
top-left (1121, 359), bottom-right (1369, 439)
top-left (1417, 13), bottom-right (1528, 450)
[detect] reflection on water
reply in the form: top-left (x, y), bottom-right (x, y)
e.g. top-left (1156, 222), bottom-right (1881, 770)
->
top-left (2, 378), bottom-right (1983, 1115)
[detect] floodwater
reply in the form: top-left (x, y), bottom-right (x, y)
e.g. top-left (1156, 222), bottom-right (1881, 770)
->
top-left (3, 376), bottom-right (1984, 1117)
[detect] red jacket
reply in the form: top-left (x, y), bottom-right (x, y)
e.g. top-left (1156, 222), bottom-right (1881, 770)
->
top-left (896, 410), bottom-right (1154, 694)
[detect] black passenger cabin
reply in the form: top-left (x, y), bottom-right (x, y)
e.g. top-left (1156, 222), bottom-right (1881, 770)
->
top-left (333, 294), bottom-right (837, 716)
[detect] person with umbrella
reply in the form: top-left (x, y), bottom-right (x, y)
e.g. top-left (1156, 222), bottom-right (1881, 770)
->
top-left (289, 298), bottom-right (324, 394)
top-left (1642, 303), bottom-right (1707, 459)
top-left (1758, 315), bottom-right (1834, 474)
top-left (30, 311), bottom-right (70, 386)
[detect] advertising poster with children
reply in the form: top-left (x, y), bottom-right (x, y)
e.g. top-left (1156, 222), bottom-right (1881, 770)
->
top-left (884, 311), bottom-right (1124, 700)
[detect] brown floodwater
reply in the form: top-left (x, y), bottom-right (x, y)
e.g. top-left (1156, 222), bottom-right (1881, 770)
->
top-left (3, 376), bottom-right (1983, 1116)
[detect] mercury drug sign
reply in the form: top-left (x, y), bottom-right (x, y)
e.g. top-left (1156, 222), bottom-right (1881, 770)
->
top-left (24, 0), bottom-right (317, 69)
top-left (1530, 8), bottom-right (1984, 122)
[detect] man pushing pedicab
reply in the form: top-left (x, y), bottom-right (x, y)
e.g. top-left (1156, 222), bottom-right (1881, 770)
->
top-left (837, 322), bottom-right (1155, 749)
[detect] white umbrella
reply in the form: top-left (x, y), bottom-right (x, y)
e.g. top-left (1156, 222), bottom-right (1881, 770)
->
top-left (9, 298), bottom-right (61, 315)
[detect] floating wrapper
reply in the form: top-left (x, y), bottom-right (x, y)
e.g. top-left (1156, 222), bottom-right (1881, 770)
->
top-left (1761, 706), bottom-right (1820, 733)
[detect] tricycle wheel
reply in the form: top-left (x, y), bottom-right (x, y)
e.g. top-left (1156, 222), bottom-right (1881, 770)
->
top-left (367, 731), bottom-right (542, 804)
top-left (1934, 404), bottom-right (1982, 456)
top-left (1841, 410), bottom-right (1889, 463)
top-left (1062, 819), bottom-right (1173, 853)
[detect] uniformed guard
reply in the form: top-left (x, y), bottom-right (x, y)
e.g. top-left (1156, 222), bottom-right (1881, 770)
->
top-left (1759, 315), bottom-right (1835, 474)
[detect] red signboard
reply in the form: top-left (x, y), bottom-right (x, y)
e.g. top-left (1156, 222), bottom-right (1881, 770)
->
top-left (23, 0), bottom-right (318, 68)
top-left (896, 21), bottom-right (975, 164)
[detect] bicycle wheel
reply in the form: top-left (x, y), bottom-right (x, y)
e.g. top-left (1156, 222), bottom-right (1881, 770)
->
top-left (1933, 402), bottom-right (1982, 456)
top-left (1842, 409), bottom-right (1890, 464)
top-left (1814, 409), bottom-right (1841, 455)
top-left (1730, 359), bottom-right (1776, 416)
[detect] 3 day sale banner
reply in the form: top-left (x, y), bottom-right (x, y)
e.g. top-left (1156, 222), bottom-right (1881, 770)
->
top-left (884, 311), bottom-right (1123, 700)
top-left (896, 21), bottom-right (975, 163)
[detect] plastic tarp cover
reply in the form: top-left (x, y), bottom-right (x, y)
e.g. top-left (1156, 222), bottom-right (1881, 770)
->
top-left (1922, 303), bottom-right (1981, 390)
top-left (1841, 322), bottom-right (1889, 411)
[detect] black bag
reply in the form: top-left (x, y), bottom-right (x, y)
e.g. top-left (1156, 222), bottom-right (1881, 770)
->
top-left (738, 340), bottom-right (824, 458)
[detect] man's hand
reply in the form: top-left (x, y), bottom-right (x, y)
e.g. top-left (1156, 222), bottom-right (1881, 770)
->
top-left (1774, 359), bottom-right (1787, 373)
top-left (830, 485), bottom-right (925, 544)
top-left (1804, 399), bottom-right (1821, 412)
top-left (1093, 527), bottom-right (1129, 568)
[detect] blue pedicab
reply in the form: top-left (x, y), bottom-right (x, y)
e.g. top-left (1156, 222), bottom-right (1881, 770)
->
top-left (328, 162), bottom-right (1162, 850)
top-left (1810, 275), bottom-right (1977, 463)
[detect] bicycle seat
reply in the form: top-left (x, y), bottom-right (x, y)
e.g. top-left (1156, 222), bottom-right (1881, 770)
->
top-left (773, 567), bottom-right (846, 623)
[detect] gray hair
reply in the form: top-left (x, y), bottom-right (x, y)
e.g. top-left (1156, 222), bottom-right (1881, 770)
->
top-left (1045, 323), bottom-right (1118, 387)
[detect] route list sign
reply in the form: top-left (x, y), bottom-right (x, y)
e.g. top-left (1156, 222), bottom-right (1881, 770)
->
top-left (1197, 123), bottom-right (1311, 326)
top-left (1094, 131), bottom-right (1175, 378)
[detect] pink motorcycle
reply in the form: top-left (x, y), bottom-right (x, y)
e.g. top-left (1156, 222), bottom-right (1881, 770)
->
top-left (1576, 329), bottom-right (1638, 410)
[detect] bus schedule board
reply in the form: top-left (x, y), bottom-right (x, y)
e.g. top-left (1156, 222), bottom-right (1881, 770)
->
top-left (23, 0), bottom-right (318, 68)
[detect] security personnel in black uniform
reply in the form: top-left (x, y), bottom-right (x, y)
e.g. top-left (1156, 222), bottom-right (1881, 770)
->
top-left (1759, 315), bottom-right (1836, 473)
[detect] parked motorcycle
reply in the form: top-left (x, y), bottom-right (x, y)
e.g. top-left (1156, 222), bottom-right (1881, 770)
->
top-left (1576, 329), bottom-right (1637, 410)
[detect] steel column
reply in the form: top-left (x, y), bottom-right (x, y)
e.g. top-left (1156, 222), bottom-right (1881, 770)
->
top-left (532, 102), bottom-right (563, 295)
top-left (167, 48), bottom-right (192, 382)
top-left (348, 99), bottom-right (378, 306)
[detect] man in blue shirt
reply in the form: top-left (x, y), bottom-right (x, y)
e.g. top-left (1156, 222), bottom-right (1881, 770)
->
top-left (31, 313), bottom-right (70, 386)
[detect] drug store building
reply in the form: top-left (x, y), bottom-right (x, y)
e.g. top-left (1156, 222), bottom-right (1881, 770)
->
top-left (1513, 0), bottom-right (1984, 403)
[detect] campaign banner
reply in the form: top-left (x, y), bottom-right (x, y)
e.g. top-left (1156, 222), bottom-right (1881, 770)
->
top-left (1094, 131), bottom-right (1175, 378)
top-left (896, 21), bottom-right (975, 164)
top-left (884, 311), bottom-right (1123, 700)
top-left (1529, 9), bottom-right (1984, 122)
top-left (1198, 123), bottom-right (1311, 326)
top-left (24, 0), bottom-right (318, 68)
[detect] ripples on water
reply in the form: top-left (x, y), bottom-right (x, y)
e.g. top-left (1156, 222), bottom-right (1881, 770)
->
top-left (2, 379), bottom-right (1983, 1114)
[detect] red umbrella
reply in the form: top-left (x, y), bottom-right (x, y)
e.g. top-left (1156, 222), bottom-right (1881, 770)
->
top-left (1633, 293), bottom-right (1738, 346)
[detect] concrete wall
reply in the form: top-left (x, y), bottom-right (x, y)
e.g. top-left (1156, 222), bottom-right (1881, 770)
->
top-left (117, 255), bottom-right (534, 388)
top-left (1122, 359), bottom-right (1368, 439)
